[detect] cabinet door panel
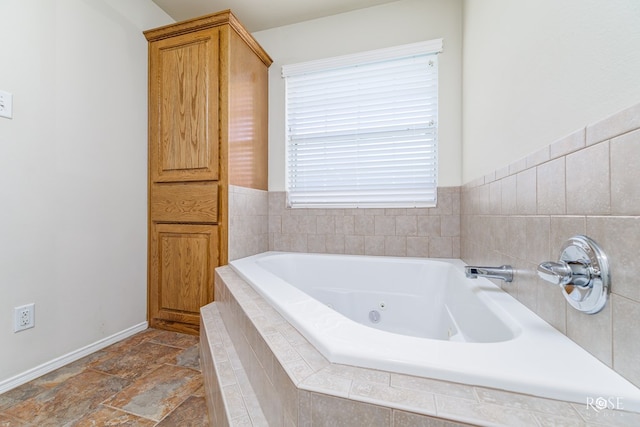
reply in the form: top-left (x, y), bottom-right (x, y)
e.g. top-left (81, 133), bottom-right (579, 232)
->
top-left (149, 223), bottom-right (218, 330)
top-left (150, 182), bottom-right (218, 223)
top-left (149, 30), bottom-right (219, 182)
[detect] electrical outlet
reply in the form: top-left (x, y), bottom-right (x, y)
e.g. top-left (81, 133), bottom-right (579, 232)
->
top-left (0, 90), bottom-right (13, 119)
top-left (14, 303), bottom-right (35, 332)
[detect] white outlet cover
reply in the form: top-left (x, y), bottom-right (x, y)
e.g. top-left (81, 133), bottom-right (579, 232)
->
top-left (14, 303), bottom-right (35, 332)
top-left (0, 90), bottom-right (13, 119)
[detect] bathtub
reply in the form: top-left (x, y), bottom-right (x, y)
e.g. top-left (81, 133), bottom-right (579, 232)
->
top-left (229, 251), bottom-right (640, 410)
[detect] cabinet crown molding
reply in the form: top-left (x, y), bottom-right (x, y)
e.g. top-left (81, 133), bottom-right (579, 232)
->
top-left (144, 9), bottom-right (273, 67)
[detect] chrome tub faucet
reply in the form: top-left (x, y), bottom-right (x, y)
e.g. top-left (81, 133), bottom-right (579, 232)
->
top-left (465, 265), bottom-right (513, 282)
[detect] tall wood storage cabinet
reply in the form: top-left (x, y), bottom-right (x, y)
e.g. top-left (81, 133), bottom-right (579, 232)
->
top-left (144, 11), bottom-right (272, 335)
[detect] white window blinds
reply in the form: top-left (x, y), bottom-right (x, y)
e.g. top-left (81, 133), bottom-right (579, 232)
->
top-left (283, 39), bottom-right (442, 208)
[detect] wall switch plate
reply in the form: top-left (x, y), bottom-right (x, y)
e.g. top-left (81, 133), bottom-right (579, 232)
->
top-left (14, 303), bottom-right (35, 332)
top-left (0, 90), bottom-right (13, 119)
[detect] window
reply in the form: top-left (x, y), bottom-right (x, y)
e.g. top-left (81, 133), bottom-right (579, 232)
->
top-left (283, 39), bottom-right (442, 208)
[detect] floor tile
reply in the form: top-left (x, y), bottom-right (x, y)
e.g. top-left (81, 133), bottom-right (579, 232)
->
top-left (0, 329), bottom-right (209, 426)
top-left (3, 370), bottom-right (129, 426)
top-left (105, 329), bottom-right (165, 353)
top-left (149, 330), bottom-right (199, 349)
top-left (175, 344), bottom-right (201, 370)
top-left (89, 341), bottom-right (182, 380)
top-left (0, 412), bottom-right (32, 426)
top-left (0, 383), bottom-right (42, 413)
top-left (156, 396), bottom-right (210, 426)
top-left (103, 364), bottom-right (202, 422)
top-left (67, 406), bottom-right (156, 427)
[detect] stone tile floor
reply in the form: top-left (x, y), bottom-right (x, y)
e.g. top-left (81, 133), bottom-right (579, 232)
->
top-left (0, 328), bottom-right (209, 426)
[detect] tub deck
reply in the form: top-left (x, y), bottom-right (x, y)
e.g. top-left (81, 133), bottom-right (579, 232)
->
top-left (201, 265), bottom-right (640, 426)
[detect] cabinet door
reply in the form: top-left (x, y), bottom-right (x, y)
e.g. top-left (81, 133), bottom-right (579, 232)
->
top-left (149, 223), bottom-right (218, 333)
top-left (149, 29), bottom-right (219, 183)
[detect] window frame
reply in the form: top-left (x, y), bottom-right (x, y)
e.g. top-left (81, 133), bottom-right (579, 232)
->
top-left (283, 39), bottom-right (443, 209)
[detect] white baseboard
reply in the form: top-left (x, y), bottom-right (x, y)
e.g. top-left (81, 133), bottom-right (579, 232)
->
top-left (0, 321), bottom-right (148, 394)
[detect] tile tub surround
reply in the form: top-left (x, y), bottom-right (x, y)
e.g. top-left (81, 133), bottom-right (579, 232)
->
top-left (229, 185), bottom-right (269, 261)
top-left (268, 187), bottom-right (461, 258)
top-left (201, 266), bottom-right (640, 426)
top-left (461, 102), bottom-right (640, 391)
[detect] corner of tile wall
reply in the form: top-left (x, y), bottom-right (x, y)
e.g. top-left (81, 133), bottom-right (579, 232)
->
top-left (228, 185), bottom-right (269, 261)
top-left (460, 101), bottom-right (640, 389)
top-left (268, 187), bottom-right (461, 258)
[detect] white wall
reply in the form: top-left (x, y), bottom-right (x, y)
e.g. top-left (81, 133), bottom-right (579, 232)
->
top-left (462, 0), bottom-right (640, 182)
top-left (0, 0), bottom-right (172, 384)
top-left (253, 0), bottom-right (463, 190)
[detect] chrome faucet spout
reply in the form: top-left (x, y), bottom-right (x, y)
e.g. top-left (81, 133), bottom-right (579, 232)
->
top-left (465, 265), bottom-right (513, 282)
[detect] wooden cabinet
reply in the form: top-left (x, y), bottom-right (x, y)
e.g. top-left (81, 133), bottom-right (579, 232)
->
top-left (145, 11), bottom-right (271, 334)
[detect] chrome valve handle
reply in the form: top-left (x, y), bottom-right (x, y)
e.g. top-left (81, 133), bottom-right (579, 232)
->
top-left (536, 261), bottom-right (573, 286)
top-left (537, 235), bottom-right (610, 314)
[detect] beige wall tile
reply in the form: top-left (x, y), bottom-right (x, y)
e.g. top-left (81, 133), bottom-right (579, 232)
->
top-left (536, 276), bottom-right (567, 334)
top-left (612, 295), bottom-right (640, 388)
top-left (407, 237), bottom-right (429, 257)
top-left (345, 235), bottom-right (365, 255)
top-left (586, 102), bottom-right (640, 146)
top-left (484, 170), bottom-right (496, 184)
top-left (392, 410), bottom-right (468, 427)
top-left (537, 157), bottom-right (566, 215)
top-left (430, 189), bottom-right (453, 216)
top-left (509, 157), bottom-right (528, 175)
top-left (441, 215), bottom-right (460, 237)
top-left (516, 168), bottom-right (537, 215)
top-left (326, 234), bottom-right (345, 254)
top-left (297, 390), bottom-right (311, 426)
top-left (501, 175), bottom-right (517, 215)
top-left (354, 215), bottom-right (375, 236)
top-left (566, 141), bottom-right (611, 215)
top-left (475, 387), bottom-right (580, 416)
top-left (495, 165), bottom-right (510, 180)
top-left (566, 300), bottom-right (612, 366)
top-left (610, 129), bottom-right (640, 215)
top-left (525, 217), bottom-right (550, 262)
top-left (323, 364), bottom-right (390, 385)
top-left (307, 234), bottom-right (326, 253)
top-left (549, 216), bottom-right (586, 257)
top-left (395, 215), bottom-right (417, 236)
top-left (269, 192), bottom-right (286, 214)
top-left (390, 374), bottom-right (475, 400)
top-left (303, 373), bottom-right (352, 398)
top-left (365, 235), bottom-right (385, 256)
top-left (526, 146), bottom-right (550, 169)
top-left (310, 393), bottom-right (391, 427)
top-left (451, 190), bottom-right (461, 216)
top-left (549, 128), bottom-right (585, 159)
top-left (340, 216), bottom-right (355, 235)
top-left (385, 236), bottom-right (406, 256)
top-left (418, 216), bottom-right (441, 236)
top-left (515, 263), bottom-right (538, 313)
top-left (586, 216), bottom-right (640, 303)
top-left (375, 215), bottom-right (396, 235)
top-left (452, 237), bottom-right (461, 258)
top-left (506, 216), bottom-right (527, 260)
top-left (317, 216), bottom-right (336, 234)
top-left (429, 237), bottom-right (453, 258)
top-left (488, 180), bottom-right (502, 215)
top-left (349, 380), bottom-right (436, 414)
top-left (476, 184), bottom-right (491, 215)
top-left (436, 395), bottom-right (539, 426)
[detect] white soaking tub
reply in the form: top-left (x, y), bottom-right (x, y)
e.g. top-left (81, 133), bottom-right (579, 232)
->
top-left (229, 251), bottom-right (640, 410)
